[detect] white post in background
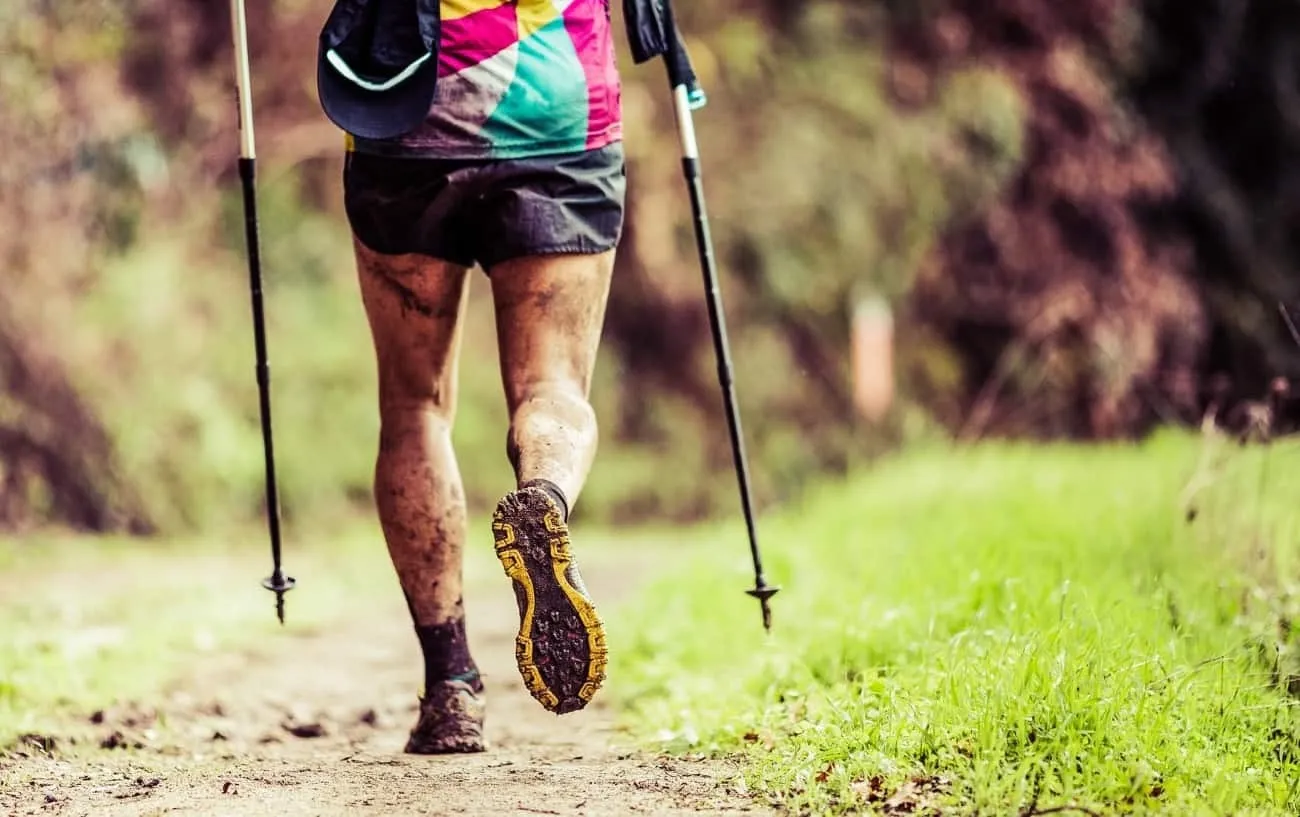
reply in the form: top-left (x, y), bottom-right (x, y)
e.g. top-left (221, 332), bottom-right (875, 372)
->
top-left (851, 294), bottom-right (895, 424)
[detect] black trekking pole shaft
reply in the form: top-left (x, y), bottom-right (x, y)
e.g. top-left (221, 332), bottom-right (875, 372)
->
top-left (683, 162), bottom-right (772, 588)
top-left (230, 0), bottom-right (293, 623)
top-left (663, 20), bottom-right (779, 630)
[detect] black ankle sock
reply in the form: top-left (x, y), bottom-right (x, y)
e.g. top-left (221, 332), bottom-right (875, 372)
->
top-left (414, 614), bottom-right (482, 694)
top-left (521, 478), bottom-right (569, 522)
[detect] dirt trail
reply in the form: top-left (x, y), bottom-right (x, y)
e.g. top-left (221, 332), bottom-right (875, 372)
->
top-left (1, 556), bottom-right (767, 817)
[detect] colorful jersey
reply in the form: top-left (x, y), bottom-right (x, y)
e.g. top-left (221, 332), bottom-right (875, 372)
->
top-left (352, 0), bottom-right (622, 159)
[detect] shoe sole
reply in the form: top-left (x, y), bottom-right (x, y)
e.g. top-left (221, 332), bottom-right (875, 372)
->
top-left (492, 488), bottom-right (606, 714)
top-left (404, 734), bottom-right (487, 754)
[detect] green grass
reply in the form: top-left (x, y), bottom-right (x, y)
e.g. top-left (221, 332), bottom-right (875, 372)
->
top-left (612, 431), bottom-right (1300, 815)
top-left (7, 431), bottom-right (1297, 814)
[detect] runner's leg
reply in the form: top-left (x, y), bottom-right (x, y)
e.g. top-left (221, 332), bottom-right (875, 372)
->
top-left (492, 251), bottom-right (615, 509)
top-left (471, 143), bottom-right (623, 716)
top-left (353, 238), bottom-right (485, 752)
top-left (486, 251), bottom-right (616, 716)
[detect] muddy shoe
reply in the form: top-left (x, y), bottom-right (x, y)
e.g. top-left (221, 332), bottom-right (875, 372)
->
top-left (492, 486), bottom-right (607, 715)
top-left (404, 680), bottom-right (487, 754)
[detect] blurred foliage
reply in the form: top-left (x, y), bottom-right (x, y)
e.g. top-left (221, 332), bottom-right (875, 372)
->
top-left (892, 0), bottom-right (1300, 439)
top-left (1123, 0), bottom-right (1300, 392)
top-left (0, 0), bottom-right (1295, 535)
top-left (892, 0), bottom-right (1207, 439)
top-left (606, 0), bottom-right (1024, 507)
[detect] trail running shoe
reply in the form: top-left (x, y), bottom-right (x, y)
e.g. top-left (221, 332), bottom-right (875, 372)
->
top-left (403, 680), bottom-right (487, 754)
top-left (492, 486), bottom-right (607, 715)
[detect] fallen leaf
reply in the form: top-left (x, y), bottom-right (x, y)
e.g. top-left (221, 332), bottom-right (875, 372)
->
top-left (851, 775), bottom-right (888, 803)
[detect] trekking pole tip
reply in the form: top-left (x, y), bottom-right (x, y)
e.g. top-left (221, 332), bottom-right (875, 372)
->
top-left (263, 573), bottom-right (296, 626)
top-left (745, 585), bottom-right (780, 632)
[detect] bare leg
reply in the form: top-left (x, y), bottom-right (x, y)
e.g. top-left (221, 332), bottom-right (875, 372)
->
top-left (487, 251), bottom-right (615, 715)
top-left (492, 250), bottom-right (616, 507)
top-left (353, 238), bottom-right (484, 753)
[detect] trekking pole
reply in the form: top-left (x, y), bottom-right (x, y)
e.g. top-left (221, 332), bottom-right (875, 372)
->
top-left (230, 0), bottom-right (295, 624)
top-left (1282, 302), bottom-right (1300, 348)
top-left (661, 2), bottom-right (780, 632)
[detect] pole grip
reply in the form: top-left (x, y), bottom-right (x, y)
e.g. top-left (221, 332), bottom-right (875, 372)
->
top-left (662, 0), bottom-right (707, 109)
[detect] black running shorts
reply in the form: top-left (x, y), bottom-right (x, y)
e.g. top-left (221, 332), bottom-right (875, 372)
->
top-left (342, 143), bottom-right (626, 273)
